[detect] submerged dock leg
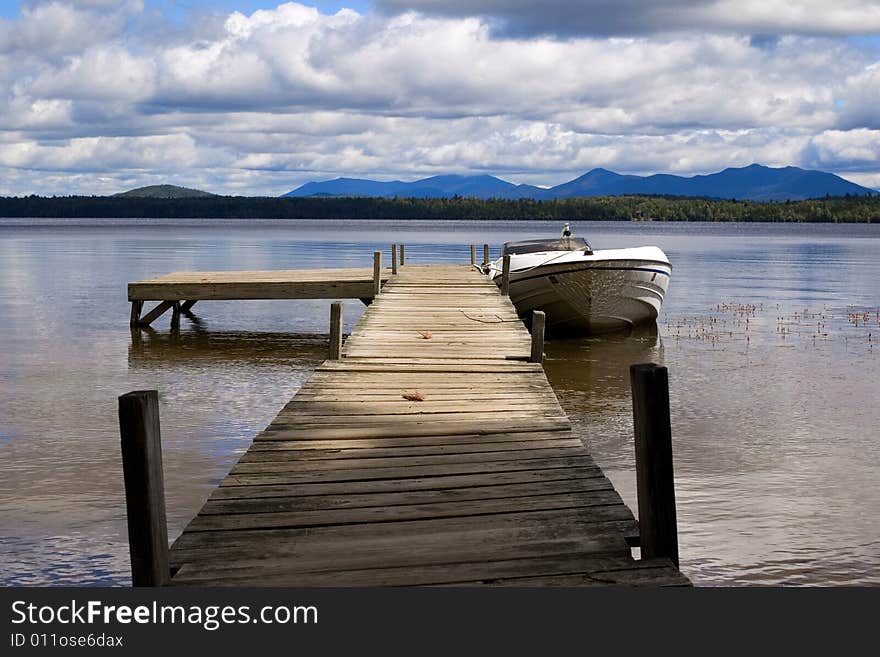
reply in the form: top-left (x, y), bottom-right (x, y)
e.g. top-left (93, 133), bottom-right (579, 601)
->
top-left (630, 363), bottom-right (679, 567)
top-left (118, 390), bottom-right (170, 586)
top-left (329, 301), bottom-right (344, 360)
top-left (129, 300), bottom-right (144, 328)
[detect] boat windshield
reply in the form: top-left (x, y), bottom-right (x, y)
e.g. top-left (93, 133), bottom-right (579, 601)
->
top-left (502, 237), bottom-right (591, 255)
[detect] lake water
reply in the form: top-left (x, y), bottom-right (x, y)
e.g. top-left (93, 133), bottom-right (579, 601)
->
top-left (1, 219), bottom-right (878, 586)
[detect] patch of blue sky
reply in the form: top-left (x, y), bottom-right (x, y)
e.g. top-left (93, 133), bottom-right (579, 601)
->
top-left (847, 35), bottom-right (880, 52)
top-left (0, 1), bottom-right (18, 18)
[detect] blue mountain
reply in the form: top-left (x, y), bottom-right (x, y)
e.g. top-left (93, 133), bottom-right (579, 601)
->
top-left (283, 165), bottom-right (875, 202)
top-left (285, 174), bottom-right (543, 199)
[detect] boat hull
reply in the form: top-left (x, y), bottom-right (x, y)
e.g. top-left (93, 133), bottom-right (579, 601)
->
top-left (492, 248), bottom-right (671, 335)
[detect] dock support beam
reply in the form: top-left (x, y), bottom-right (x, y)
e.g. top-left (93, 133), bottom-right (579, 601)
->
top-left (470, 244), bottom-right (476, 266)
top-left (400, 244), bottom-right (405, 267)
top-left (118, 390), bottom-right (170, 586)
top-left (392, 244), bottom-right (398, 275)
top-left (483, 243), bottom-right (490, 266)
top-left (329, 302), bottom-right (343, 360)
top-left (630, 363), bottom-right (679, 567)
top-left (501, 254), bottom-right (511, 296)
top-left (530, 310), bottom-right (545, 363)
top-left (170, 301), bottom-right (181, 331)
top-left (136, 301), bottom-right (175, 327)
top-left (373, 251), bottom-right (382, 297)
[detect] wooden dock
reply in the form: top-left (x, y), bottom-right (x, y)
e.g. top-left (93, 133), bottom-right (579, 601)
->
top-left (130, 263), bottom-right (689, 586)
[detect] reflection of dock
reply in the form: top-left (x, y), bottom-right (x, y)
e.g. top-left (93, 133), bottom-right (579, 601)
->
top-left (120, 257), bottom-right (690, 586)
top-left (128, 329), bottom-right (327, 367)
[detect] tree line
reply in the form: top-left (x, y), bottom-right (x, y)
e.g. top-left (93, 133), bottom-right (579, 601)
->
top-left (0, 194), bottom-right (878, 222)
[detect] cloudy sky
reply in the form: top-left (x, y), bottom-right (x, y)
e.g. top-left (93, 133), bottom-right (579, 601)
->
top-left (1, 0), bottom-right (879, 196)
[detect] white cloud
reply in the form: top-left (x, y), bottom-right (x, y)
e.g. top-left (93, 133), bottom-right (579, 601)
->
top-left (0, 2), bottom-right (878, 195)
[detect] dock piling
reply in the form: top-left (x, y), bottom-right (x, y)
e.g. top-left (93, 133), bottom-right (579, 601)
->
top-left (483, 243), bottom-right (490, 266)
top-left (329, 301), bottom-right (344, 360)
top-left (170, 301), bottom-right (181, 330)
top-left (400, 244), bottom-right (405, 266)
top-left (392, 244), bottom-right (398, 275)
top-left (470, 244), bottom-right (476, 266)
top-left (373, 251), bottom-right (382, 297)
top-left (501, 254), bottom-right (511, 296)
top-left (630, 363), bottom-right (680, 567)
top-left (530, 310), bottom-right (546, 363)
top-left (118, 390), bottom-right (170, 586)
top-left (129, 301), bottom-right (143, 328)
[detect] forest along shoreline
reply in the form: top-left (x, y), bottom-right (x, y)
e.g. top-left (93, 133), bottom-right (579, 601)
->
top-left (1, 194), bottom-right (879, 222)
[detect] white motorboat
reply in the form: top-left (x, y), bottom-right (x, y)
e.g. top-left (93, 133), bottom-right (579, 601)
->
top-left (486, 225), bottom-right (671, 334)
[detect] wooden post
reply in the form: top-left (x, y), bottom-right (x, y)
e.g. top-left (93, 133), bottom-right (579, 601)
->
top-left (373, 251), bottom-right (382, 297)
top-left (392, 244), bottom-right (398, 275)
top-left (501, 254), bottom-right (511, 296)
top-left (629, 363), bottom-right (679, 567)
top-left (329, 301), bottom-right (343, 360)
top-left (530, 310), bottom-right (545, 363)
top-left (170, 301), bottom-right (181, 330)
top-left (483, 243), bottom-right (490, 266)
top-left (118, 390), bottom-right (170, 586)
top-left (470, 244), bottom-right (476, 266)
top-left (129, 300), bottom-right (143, 328)
top-left (399, 244), bottom-right (405, 266)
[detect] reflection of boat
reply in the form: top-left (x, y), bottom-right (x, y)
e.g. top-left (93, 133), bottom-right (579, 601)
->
top-left (486, 225), bottom-right (671, 334)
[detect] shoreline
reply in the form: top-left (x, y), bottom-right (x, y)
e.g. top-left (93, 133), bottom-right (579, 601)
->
top-left (1, 194), bottom-right (878, 223)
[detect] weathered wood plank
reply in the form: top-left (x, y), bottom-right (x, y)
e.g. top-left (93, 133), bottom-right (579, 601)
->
top-left (247, 430), bottom-right (586, 451)
top-left (201, 477), bottom-right (614, 514)
top-left (188, 491), bottom-right (631, 532)
top-left (230, 447), bottom-right (589, 474)
top-left (173, 554), bottom-right (684, 587)
top-left (220, 455), bottom-right (596, 487)
top-left (208, 466), bottom-right (606, 500)
top-left (240, 437), bottom-right (584, 460)
top-left (254, 417), bottom-right (572, 440)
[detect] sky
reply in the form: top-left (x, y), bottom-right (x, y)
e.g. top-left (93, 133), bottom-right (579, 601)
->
top-left (0, 0), bottom-right (879, 196)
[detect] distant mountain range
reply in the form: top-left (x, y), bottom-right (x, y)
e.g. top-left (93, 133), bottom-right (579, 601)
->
top-left (114, 184), bottom-right (217, 199)
top-left (283, 164), bottom-right (876, 202)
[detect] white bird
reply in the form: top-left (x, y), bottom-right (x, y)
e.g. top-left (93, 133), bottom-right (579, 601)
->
top-left (561, 223), bottom-right (571, 238)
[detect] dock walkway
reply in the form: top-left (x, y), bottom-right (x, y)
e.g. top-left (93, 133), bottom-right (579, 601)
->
top-left (165, 265), bottom-right (689, 586)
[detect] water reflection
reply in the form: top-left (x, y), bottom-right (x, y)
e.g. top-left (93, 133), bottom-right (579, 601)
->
top-left (128, 327), bottom-right (328, 366)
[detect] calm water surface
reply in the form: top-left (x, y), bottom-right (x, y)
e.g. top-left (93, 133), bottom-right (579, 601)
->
top-left (1, 219), bottom-right (878, 586)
